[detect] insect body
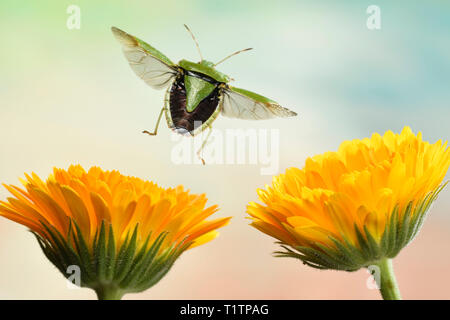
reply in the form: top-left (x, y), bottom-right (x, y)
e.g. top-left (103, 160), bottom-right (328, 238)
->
top-left (111, 26), bottom-right (297, 163)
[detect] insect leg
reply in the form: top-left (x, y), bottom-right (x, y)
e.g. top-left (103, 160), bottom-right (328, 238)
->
top-left (196, 126), bottom-right (213, 165)
top-left (143, 107), bottom-right (165, 136)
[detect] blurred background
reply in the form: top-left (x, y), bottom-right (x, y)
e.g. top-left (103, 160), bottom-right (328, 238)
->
top-left (0, 0), bottom-right (449, 299)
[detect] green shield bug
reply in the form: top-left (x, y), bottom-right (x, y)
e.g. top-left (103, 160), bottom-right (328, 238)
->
top-left (111, 25), bottom-right (297, 164)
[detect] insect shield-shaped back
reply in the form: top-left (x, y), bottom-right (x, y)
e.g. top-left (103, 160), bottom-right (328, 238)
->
top-left (166, 70), bottom-right (223, 136)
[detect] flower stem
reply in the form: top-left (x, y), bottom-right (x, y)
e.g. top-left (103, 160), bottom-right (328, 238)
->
top-left (376, 258), bottom-right (402, 300)
top-left (95, 285), bottom-right (124, 300)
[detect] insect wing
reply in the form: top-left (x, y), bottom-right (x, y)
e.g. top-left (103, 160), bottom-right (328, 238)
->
top-left (112, 27), bottom-right (178, 89)
top-left (221, 86), bottom-right (297, 120)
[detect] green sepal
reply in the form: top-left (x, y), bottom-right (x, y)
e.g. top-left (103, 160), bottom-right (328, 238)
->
top-left (120, 232), bottom-right (165, 289)
top-left (72, 222), bottom-right (96, 280)
top-left (135, 240), bottom-right (190, 292)
top-left (105, 224), bottom-right (116, 281)
top-left (93, 222), bottom-right (107, 282)
top-left (113, 225), bottom-right (139, 283)
top-left (274, 184), bottom-right (447, 271)
top-left (32, 220), bottom-right (193, 299)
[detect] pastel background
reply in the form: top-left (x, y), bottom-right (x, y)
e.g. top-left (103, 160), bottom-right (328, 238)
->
top-left (0, 0), bottom-right (449, 299)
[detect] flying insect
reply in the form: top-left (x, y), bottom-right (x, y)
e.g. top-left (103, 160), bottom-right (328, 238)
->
top-left (111, 25), bottom-right (297, 163)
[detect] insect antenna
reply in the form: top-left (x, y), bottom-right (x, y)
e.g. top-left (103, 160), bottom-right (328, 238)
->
top-left (214, 48), bottom-right (253, 66)
top-left (184, 24), bottom-right (204, 61)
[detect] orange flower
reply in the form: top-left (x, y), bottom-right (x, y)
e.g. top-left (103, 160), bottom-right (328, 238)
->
top-left (0, 165), bottom-right (231, 299)
top-left (248, 127), bottom-right (449, 271)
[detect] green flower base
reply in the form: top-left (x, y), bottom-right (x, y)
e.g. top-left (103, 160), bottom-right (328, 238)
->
top-left (34, 221), bottom-right (190, 300)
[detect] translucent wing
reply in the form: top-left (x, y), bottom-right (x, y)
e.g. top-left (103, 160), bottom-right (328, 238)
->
top-left (111, 26), bottom-right (178, 89)
top-left (221, 86), bottom-right (297, 120)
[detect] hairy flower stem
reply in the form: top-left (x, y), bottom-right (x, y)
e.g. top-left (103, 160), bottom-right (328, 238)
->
top-left (376, 258), bottom-right (402, 300)
top-left (95, 285), bottom-right (124, 300)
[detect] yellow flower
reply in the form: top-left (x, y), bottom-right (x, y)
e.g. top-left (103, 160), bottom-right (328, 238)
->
top-left (247, 127), bottom-right (449, 271)
top-left (0, 165), bottom-right (231, 299)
